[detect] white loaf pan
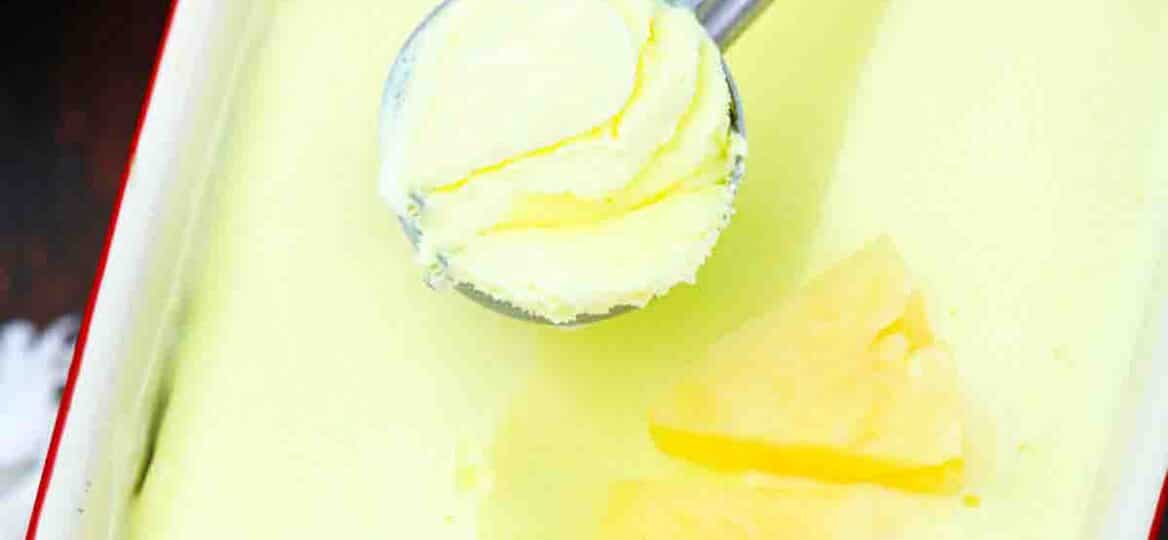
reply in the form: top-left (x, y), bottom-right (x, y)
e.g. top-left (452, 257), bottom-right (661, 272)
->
top-left (24, 0), bottom-right (1168, 538)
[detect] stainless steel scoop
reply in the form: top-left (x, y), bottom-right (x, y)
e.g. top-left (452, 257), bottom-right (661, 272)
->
top-left (383, 0), bottom-right (772, 326)
top-left (688, 0), bottom-right (774, 48)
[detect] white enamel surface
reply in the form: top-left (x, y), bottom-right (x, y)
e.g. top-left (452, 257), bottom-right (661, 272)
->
top-left (32, 0), bottom-right (1168, 539)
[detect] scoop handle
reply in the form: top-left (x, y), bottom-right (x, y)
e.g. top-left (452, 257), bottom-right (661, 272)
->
top-left (691, 0), bottom-right (773, 49)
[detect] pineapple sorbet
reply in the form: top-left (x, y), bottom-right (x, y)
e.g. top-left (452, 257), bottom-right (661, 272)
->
top-left (127, 0), bottom-right (1167, 539)
top-left (379, 0), bottom-right (742, 323)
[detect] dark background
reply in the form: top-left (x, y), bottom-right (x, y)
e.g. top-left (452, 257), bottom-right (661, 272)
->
top-left (0, 2), bottom-right (1164, 537)
top-left (1, 0), bottom-right (169, 324)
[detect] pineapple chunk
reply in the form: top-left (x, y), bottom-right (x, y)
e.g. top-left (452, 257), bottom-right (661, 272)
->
top-left (650, 238), bottom-right (964, 493)
top-left (599, 479), bottom-right (899, 540)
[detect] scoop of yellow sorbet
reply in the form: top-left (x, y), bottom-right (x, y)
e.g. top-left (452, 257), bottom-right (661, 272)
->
top-left (379, 0), bottom-right (743, 323)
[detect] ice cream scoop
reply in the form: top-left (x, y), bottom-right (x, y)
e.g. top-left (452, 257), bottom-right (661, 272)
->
top-left (380, 0), bottom-right (770, 325)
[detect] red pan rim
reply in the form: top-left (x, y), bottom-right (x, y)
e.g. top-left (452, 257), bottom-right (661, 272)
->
top-left (24, 0), bottom-right (180, 537)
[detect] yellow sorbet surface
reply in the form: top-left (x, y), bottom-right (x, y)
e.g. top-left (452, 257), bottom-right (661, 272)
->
top-left (651, 239), bottom-right (965, 494)
top-left (599, 479), bottom-right (904, 540)
top-left (379, 0), bottom-right (741, 323)
top-left (127, 0), bottom-right (1168, 538)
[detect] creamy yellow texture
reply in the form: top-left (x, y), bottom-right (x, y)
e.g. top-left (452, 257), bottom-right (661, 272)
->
top-left (602, 476), bottom-right (920, 540)
top-left (129, 0), bottom-right (1167, 538)
top-left (380, 0), bottom-right (740, 323)
top-left (600, 478), bottom-right (906, 539)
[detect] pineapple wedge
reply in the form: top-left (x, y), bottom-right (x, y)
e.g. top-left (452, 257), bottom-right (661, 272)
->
top-left (651, 238), bottom-right (964, 493)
